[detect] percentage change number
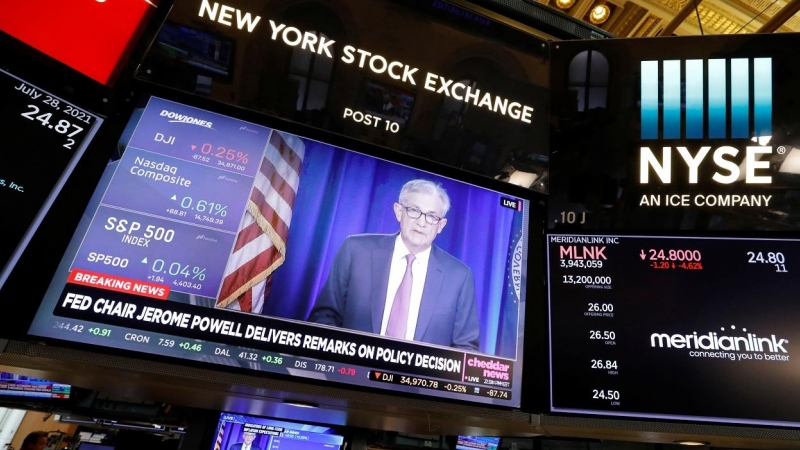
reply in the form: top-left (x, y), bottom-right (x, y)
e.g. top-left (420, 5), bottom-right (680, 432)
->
top-left (192, 143), bottom-right (249, 164)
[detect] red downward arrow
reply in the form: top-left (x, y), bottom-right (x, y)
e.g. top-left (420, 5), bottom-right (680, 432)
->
top-left (191, 145), bottom-right (197, 151)
top-left (374, 372), bottom-right (382, 379)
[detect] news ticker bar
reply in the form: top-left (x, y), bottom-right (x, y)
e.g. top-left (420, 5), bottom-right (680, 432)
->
top-left (52, 282), bottom-right (514, 387)
top-left (368, 370), bottom-right (511, 400)
top-left (50, 317), bottom-right (510, 401)
top-left (52, 316), bottom-right (303, 367)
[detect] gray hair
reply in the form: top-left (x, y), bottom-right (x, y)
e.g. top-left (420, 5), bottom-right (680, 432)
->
top-left (398, 179), bottom-right (451, 216)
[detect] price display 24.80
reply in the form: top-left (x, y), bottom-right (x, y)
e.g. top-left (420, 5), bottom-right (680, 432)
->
top-left (547, 234), bottom-right (800, 427)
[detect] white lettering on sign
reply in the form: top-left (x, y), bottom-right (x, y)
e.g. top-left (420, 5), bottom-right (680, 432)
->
top-left (194, 13), bottom-right (536, 125)
top-left (639, 146), bottom-right (772, 184)
top-left (198, 0), bottom-right (261, 33)
top-left (269, 21), bottom-right (335, 57)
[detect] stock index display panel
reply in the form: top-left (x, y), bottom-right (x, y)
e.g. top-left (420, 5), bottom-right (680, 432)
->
top-left (26, 95), bottom-right (532, 408)
top-left (546, 33), bottom-right (800, 427)
top-left (547, 233), bottom-right (800, 426)
top-left (0, 68), bottom-right (102, 287)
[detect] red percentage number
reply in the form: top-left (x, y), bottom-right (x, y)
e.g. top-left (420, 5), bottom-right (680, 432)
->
top-left (338, 367), bottom-right (356, 376)
top-left (192, 143), bottom-right (249, 164)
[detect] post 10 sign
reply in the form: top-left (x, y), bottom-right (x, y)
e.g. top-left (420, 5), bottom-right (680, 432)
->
top-left (0, 0), bottom-right (158, 85)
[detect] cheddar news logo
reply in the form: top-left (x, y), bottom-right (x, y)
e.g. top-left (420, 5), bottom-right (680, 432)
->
top-left (640, 58), bottom-right (772, 140)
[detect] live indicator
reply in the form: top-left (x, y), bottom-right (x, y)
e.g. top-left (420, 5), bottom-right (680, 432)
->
top-left (500, 197), bottom-right (521, 211)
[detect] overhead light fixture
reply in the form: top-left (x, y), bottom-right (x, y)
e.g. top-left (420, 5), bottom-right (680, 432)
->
top-left (507, 170), bottom-right (539, 188)
top-left (673, 440), bottom-right (709, 446)
top-left (751, 134), bottom-right (772, 146)
top-left (283, 400), bottom-right (319, 408)
top-left (778, 147), bottom-right (800, 174)
top-left (555, 0), bottom-right (576, 9)
top-left (589, 4), bottom-right (611, 24)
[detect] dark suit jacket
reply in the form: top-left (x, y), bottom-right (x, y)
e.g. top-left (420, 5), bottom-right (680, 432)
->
top-left (309, 233), bottom-right (479, 350)
top-left (228, 444), bottom-right (262, 450)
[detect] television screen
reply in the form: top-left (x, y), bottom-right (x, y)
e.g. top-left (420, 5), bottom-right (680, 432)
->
top-left (0, 0), bottom-right (160, 85)
top-left (0, 67), bottom-right (103, 289)
top-left (0, 372), bottom-right (71, 399)
top-left (455, 436), bottom-right (500, 450)
top-left (356, 79), bottom-right (415, 127)
top-left (148, 22), bottom-right (236, 79)
top-left (26, 94), bottom-right (532, 408)
top-left (211, 413), bottom-right (343, 450)
top-left (547, 232), bottom-right (800, 427)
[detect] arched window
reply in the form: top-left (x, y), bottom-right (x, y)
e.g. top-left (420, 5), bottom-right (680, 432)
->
top-left (288, 32), bottom-right (334, 111)
top-left (568, 50), bottom-right (609, 111)
top-left (275, 3), bottom-right (346, 113)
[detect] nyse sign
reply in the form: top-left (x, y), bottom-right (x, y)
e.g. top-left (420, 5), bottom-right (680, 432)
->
top-left (636, 57), bottom-right (777, 209)
top-left (639, 146), bottom-right (772, 185)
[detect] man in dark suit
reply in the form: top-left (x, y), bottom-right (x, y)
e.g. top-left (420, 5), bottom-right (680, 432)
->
top-left (228, 431), bottom-right (262, 450)
top-left (309, 179), bottom-right (479, 350)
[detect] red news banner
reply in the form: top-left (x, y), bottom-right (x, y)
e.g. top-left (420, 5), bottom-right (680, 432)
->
top-left (68, 269), bottom-right (169, 300)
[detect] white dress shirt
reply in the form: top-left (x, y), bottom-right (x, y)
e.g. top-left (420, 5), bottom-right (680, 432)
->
top-left (380, 236), bottom-right (431, 340)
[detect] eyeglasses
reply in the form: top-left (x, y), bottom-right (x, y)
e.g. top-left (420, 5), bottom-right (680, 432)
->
top-left (399, 204), bottom-right (443, 225)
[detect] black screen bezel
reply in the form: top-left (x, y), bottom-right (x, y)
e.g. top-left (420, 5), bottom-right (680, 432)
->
top-left (0, 77), bottom-right (544, 412)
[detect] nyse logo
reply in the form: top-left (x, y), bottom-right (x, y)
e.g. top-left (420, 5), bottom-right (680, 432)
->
top-left (640, 58), bottom-right (772, 140)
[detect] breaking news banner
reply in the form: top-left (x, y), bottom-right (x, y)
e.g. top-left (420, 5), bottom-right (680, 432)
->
top-left (53, 282), bottom-right (514, 386)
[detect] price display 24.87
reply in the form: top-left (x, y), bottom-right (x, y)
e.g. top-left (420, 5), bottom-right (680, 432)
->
top-left (0, 69), bottom-right (102, 286)
top-left (547, 234), bottom-right (800, 427)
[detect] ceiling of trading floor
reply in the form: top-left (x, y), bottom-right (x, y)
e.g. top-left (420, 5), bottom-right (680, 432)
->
top-left (535, 0), bottom-right (800, 37)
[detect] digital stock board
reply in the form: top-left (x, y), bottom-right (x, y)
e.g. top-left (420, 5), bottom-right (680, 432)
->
top-left (546, 33), bottom-right (800, 427)
top-left (547, 233), bottom-right (800, 426)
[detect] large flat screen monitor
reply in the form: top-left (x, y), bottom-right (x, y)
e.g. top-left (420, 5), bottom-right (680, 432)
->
top-left (544, 30), bottom-right (800, 427)
top-left (547, 232), bottom-right (800, 427)
top-left (25, 93), bottom-right (532, 408)
top-left (211, 413), bottom-right (343, 450)
top-left (0, 67), bottom-right (103, 288)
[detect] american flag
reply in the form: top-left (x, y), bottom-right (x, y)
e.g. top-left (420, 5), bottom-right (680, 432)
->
top-left (213, 420), bottom-right (225, 450)
top-left (216, 131), bottom-right (305, 313)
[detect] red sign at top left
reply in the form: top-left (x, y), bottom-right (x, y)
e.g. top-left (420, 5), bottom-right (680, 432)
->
top-left (0, 0), bottom-right (159, 85)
